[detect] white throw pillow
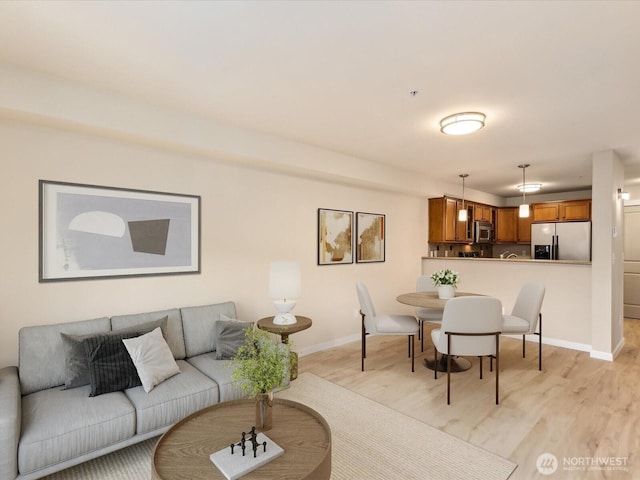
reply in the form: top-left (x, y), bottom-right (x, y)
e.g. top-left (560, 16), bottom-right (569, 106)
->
top-left (122, 327), bottom-right (181, 393)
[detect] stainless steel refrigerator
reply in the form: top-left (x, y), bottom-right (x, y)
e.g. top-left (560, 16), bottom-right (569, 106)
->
top-left (531, 221), bottom-right (591, 261)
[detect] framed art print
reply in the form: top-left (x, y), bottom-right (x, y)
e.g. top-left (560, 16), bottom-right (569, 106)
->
top-left (39, 180), bottom-right (201, 281)
top-left (356, 212), bottom-right (385, 263)
top-left (317, 208), bottom-right (353, 265)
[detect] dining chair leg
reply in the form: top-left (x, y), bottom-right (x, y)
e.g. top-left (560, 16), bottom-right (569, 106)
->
top-left (479, 356), bottom-right (483, 379)
top-left (434, 345), bottom-right (438, 380)
top-left (446, 334), bottom-right (452, 405)
top-left (361, 313), bottom-right (366, 372)
top-left (495, 334), bottom-right (500, 405)
top-left (411, 334), bottom-right (415, 372)
top-left (421, 320), bottom-right (425, 352)
top-left (537, 313), bottom-right (542, 371)
top-left (407, 335), bottom-right (411, 358)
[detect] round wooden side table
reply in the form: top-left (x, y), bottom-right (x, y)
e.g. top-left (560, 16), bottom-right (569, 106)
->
top-left (257, 316), bottom-right (312, 380)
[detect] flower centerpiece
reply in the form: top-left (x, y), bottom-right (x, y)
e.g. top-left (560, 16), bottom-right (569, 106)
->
top-left (229, 326), bottom-right (290, 430)
top-left (431, 268), bottom-right (459, 299)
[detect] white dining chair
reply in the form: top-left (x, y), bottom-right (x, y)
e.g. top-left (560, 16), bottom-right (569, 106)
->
top-left (356, 282), bottom-right (420, 372)
top-left (502, 283), bottom-right (545, 371)
top-left (431, 296), bottom-right (503, 405)
top-left (415, 275), bottom-right (443, 352)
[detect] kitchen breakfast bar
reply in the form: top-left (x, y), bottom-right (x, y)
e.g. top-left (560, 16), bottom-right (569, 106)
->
top-left (421, 257), bottom-right (592, 353)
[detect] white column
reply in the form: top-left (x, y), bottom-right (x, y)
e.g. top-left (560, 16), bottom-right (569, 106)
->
top-left (591, 150), bottom-right (625, 359)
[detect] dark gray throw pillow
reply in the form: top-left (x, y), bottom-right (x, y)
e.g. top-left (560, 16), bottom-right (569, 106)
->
top-left (84, 332), bottom-right (143, 397)
top-left (60, 316), bottom-right (168, 389)
top-left (214, 320), bottom-right (254, 360)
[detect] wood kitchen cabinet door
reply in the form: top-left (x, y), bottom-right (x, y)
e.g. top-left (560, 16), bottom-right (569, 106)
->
top-left (473, 204), bottom-right (493, 223)
top-left (428, 197), bottom-right (458, 242)
top-left (559, 200), bottom-right (591, 221)
top-left (495, 207), bottom-right (518, 243)
top-left (517, 214), bottom-right (533, 243)
top-left (532, 203), bottom-right (559, 222)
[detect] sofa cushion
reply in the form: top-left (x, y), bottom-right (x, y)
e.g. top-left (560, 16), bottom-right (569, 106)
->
top-left (18, 386), bottom-right (135, 475)
top-left (60, 316), bottom-right (167, 389)
top-left (180, 302), bottom-right (237, 357)
top-left (84, 332), bottom-right (145, 396)
top-left (123, 327), bottom-right (181, 393)
top-left (187, 353), bottom-right (245, 402)
top-left (124, 360), bottom-right (219, 434)
top-left (214, 319), bottom-right (253, 360)
top-left (111, 308), bottom-right (186, 360)
top-left (19, 317), bottom-right (111, 395)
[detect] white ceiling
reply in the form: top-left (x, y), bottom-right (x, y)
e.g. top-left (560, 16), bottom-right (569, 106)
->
top-left (2, 0), bottom-right (640, 197)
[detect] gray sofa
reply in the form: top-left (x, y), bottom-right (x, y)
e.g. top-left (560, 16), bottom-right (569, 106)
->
top-left (0, 301), bottom-right (248, 480)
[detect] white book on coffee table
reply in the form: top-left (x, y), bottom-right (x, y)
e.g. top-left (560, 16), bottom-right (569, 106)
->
top-left (210, 433), bottom-right (284, 480)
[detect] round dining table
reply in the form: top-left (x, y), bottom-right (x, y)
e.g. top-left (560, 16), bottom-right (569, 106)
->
top-left (396, 291), bottom-right (481, 373)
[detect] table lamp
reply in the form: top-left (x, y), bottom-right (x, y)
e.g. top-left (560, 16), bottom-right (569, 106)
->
top-left (269, 261), bottom-right (301, 325)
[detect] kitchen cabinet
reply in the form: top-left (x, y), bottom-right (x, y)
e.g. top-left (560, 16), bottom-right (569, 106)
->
top-left (495, 207), bottom-right (518, 243)
top-left (532, 199), bottom-right (591, 222)
top-left (428, 197), bottom-right (472, 243)
top-left (428, 197), bottom-right (456, 242)
top-left (473, 203), bottom-right (493, 223)
top-left (517, 213), bottom-right (533, 243)
top-left (532, 203), bottom-right (559, 222)
top-left (559, 200), bottom-right (591, 221)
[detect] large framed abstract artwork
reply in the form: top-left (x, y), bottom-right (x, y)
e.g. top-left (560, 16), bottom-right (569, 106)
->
top-left (317, 208), bottom-right (353, 265)
top-left (356, 212), bottom-right (385, 263)
top-left (39, 180), bottom-right (200, 282)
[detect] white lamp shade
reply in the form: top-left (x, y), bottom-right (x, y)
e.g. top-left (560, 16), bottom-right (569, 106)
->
top-left (519, 203), bottom-right (530, 218)
top-left (269, 261), bottom-right (300, 325)
top-left (269, 261), bottom-right (301, 300)
top-left (458, 209), bottom-right (468, 222)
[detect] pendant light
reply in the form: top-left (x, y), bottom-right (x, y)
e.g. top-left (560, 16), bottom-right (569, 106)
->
top-left (518, 164), bottom-right (530, 218)
top-left (458, 174), bottom-right (469, 222)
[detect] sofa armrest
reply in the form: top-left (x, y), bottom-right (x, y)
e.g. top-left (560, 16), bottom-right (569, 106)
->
top-left (0, 366), bottom-right (21, 480)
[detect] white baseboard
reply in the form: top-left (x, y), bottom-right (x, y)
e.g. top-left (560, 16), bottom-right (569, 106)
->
top-left (591, 336), bottom-right (625, 361)
top-left (300, 332), bottom-right (622, 363)
top-left (298, 333), bottom-right (360, 357)
top-left (500, 333), bottom-right (593, 354)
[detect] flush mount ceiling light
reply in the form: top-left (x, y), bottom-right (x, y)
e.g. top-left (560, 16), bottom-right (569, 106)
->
top-left (517, 183), bottom-right (542, 193)
top-left (440, 112), bottom-right (486, 135)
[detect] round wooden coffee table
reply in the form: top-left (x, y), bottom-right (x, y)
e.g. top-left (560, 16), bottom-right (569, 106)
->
top-left (152, 398), bottom-right (331, 480)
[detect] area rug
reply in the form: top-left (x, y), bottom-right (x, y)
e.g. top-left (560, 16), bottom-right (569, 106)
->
top-left (277, 372), bottom-right (516, 480)
top-left (43, 372), bottom-right (516, 480)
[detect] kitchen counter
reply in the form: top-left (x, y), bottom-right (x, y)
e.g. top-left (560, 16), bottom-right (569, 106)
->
top-left (422, 256), bottom-right (591, 266)
top-left (420, 256), bottom-right (592, 349)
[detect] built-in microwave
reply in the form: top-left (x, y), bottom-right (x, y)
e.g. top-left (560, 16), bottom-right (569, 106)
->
top-left (474, 221), bottom-right (494, 244)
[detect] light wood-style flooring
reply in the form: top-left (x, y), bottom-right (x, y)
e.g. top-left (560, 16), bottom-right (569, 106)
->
top-left (299, 320), bottom-right (640, 479)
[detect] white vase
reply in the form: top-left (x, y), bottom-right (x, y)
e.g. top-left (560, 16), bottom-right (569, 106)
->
top-left (437, 285), bottom-right (455, 300)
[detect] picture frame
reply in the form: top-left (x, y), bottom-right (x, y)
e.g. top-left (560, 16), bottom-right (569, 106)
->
top-left (356, 212), bottom-right (385, 263)
top-left (39, 180), bottom-right (201, 282)
top-left (317, 208), bottom-right (353, 265)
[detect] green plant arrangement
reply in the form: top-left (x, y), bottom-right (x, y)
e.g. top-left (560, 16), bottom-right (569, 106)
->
top-left (229, 326), bottom-right (290, 398)
top-left (430, 268), bottom-right (459, 287)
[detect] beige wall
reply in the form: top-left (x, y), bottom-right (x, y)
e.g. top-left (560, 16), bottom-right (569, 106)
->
top-left (0, 118), bottom-right (428, 366)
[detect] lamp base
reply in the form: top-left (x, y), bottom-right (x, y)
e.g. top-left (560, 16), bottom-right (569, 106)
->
top-left (273, 313), bottom-right (297, 325)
